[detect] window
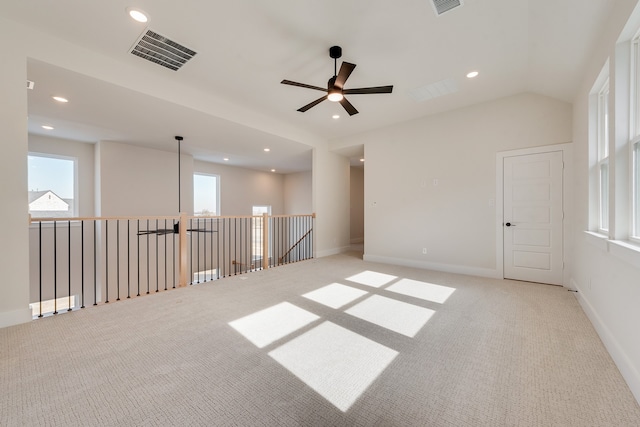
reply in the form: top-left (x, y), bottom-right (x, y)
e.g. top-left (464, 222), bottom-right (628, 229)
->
top-left (597, 80), bottom-right (610, 233)
top-left (252, 205), bottom-right (271, 261)
top-left (28, 153), bottom-right (76, 218)
top-left (193, 173), bottom-right (219, 216)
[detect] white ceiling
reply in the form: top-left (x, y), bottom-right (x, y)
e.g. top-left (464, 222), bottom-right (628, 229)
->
top-left (3, 0), bottom-right (614, 172)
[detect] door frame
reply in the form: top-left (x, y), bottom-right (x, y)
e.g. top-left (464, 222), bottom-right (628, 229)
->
top-left (495, 143), bottom-right (572, 285)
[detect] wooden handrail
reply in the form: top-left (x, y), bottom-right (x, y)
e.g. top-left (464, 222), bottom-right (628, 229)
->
top-left (278, 228), bottom-right (313, 264)
top-left (29, 213), bottom-right (316, 222)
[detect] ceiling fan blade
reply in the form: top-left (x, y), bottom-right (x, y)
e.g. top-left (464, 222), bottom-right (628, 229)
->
top-left (298, 95), bottom-right (328, 112)
top-left (344, 85), bottom-right (394, 95)
top-left (334, 62), bottom-right (356, 89)
top-left (281, 80), bottom-right (327, 92)
top-left (339, 97), bottom-right (359, 116)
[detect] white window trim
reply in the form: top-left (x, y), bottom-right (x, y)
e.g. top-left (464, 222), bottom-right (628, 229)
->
top-left (597, 79), bottom-right (610, 234)
top-left (631, 138), bottom-right (640, 242)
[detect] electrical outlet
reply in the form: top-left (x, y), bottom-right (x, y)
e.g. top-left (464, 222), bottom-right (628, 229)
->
top-left (422, 248), bottom-right (427, 255)
top-left (433, 179), bottom-right (439, 186)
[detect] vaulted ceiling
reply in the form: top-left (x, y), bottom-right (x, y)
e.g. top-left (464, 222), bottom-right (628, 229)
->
top-left (2, 0), bottom-right (614, 172)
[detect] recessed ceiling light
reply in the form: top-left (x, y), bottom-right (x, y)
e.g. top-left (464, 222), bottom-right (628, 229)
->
top-left (52, 96), bottom-right (68, 103)
top-left (271, 169), bottom-right (276, 173)
top-left (466, 71), bottom-right (479, 79)
top-left (332, 114), bottom-right (340, 119)
top-left (127, 7), bottom-right (149, 23)
top-left (360, 158), bottom-right (365, 162)
top-left (264, 148), bottom-right (270, 152)
top-left (42, 125), bottom-right (54, 130)
top-left (223, 157), bottom-right (229, 161)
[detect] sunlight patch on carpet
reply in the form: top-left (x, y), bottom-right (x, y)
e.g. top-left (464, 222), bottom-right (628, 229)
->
top-left (386, 278), bottom-right (456, 304)
top-left (268, 321), bottom-right (398, 412)
top-left (229, 302), bottom-right (319, 348)
top-left (345, 295), bottom-right (435, 337)
top-left (302, 283), bottom-right (368, 309)
top-left (345, 271), bottom-right (397, 288)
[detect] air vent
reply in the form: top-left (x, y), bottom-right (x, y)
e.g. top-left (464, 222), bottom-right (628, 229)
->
top-left (27, 80), bottom-right (35, 90)
top-left (432, 0), bottom-right (463, 16)
top-left (407, 78), bottom-right (458, 102)
top-left (130, 29), bottom-right (197, 71)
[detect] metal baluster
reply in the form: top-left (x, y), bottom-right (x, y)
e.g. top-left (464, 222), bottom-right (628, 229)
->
top-left (164, 218), bottom-right (166, 291)
top-left (216, 218), bottom-right (220, 280)
top-left (156, 219), bottom-right (159, 292)
top-left (164, 219), bottom-right (168, 291)
top-left (172, 219), bottom-right (176, 289)
top-left (54, 221), bottom-right (58, 314)
top-left (146, 219), bottom-right (150, 294)
top-left (127, 220), bottom-right (131, 299)
top-left (190, 218), bottom-right (194, 285)
top-left (68, 220), bottom-right (72, 311)
top-left (116, 220), bottom-right (120, 301)
top-left (81, 220), bottom-right (85, 309)
top-left (105, 220), bottom-right (109, 304)
top-left (93, 221), bottom-right (97, 306)
top-left (38, 221), bottom-right (43, 318)
top-left (197, 218), bottom-right (201, 283)
top-left (137, 220), bottom-right (141, 297)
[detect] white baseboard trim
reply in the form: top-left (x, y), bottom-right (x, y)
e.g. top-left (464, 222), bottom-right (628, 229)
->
top-left (573, 279), bottom-right (640, 405)
top-left (350, 237), bottom-right (364, 244)
top-left (0, 307), bottom-right (32, 329)
top-left (362, 254), bottom-right (502, 279)
top-left (316, 245), bottom-right (353, 258)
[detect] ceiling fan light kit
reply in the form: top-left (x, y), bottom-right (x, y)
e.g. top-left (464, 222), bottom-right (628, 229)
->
top-left (281, 46), bottom-right (393, 116)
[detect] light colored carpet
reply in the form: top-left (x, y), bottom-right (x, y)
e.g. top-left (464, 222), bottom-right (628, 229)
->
top-left (2, 251), bottom-right (640, 426)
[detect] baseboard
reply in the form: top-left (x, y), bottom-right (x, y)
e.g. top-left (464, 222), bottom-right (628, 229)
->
top-left (573, 278), bottom-right (640, 405)
top-left (362, 254), bottom-right (502, 279)
top-left (0, 307), bottom-right (32, 329)
top-left (350, 237), bottom-right (364, 244)
top-left (316, 245), bottom-right (353, 258)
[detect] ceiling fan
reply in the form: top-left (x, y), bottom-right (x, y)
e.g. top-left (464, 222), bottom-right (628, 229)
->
top-left (281, 46), bottom-right (393, 116)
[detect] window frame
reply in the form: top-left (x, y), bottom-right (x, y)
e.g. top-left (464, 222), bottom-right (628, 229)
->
top-left (597, 79), bottom-right (610, 234)
top-left (630, 34), bottom-right (640, 242)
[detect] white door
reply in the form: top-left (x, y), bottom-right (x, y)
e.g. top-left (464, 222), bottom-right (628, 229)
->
top-left (503, 151), bottom-right (563, 285)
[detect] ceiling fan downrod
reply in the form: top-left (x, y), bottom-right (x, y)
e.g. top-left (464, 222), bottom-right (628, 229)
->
top-left (329, 45), bottom-right (342, 78)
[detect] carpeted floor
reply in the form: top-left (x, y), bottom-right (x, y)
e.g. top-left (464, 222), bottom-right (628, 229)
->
top-left (2, 251), bottom-right (640, 426)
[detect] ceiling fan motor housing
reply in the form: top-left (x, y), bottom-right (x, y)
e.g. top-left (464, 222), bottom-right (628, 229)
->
top-left (329, 46), bottom-right (342, 59)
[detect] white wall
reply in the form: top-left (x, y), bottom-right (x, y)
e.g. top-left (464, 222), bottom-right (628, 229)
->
top-left (284, 171), bottom-right (312, 215)
top-left (350, 167), bottom-right (364, 244)
top-left (29, 135), bottom-right (95, 217)
top-left (313, 147), bottom-right (351, 257)
top-left (0, 33), bottom-right (31, 328)
top-left (194, 161), bottom-right (285, 215)
top-left (336, 93), bottom-right (572, 276)
top-left (570, 0), bottom-right (640, 403)
top-left (97, 141), bottom-right (193, 217)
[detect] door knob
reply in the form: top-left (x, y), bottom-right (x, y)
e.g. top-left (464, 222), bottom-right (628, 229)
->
top-left (505, 222), bottom-right (515, 227)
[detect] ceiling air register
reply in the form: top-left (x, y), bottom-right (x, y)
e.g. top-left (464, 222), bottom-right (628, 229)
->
top-left (432, 0), bottom-right (463, 16)
top-left (130, 29), bottom-right (197, 71)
